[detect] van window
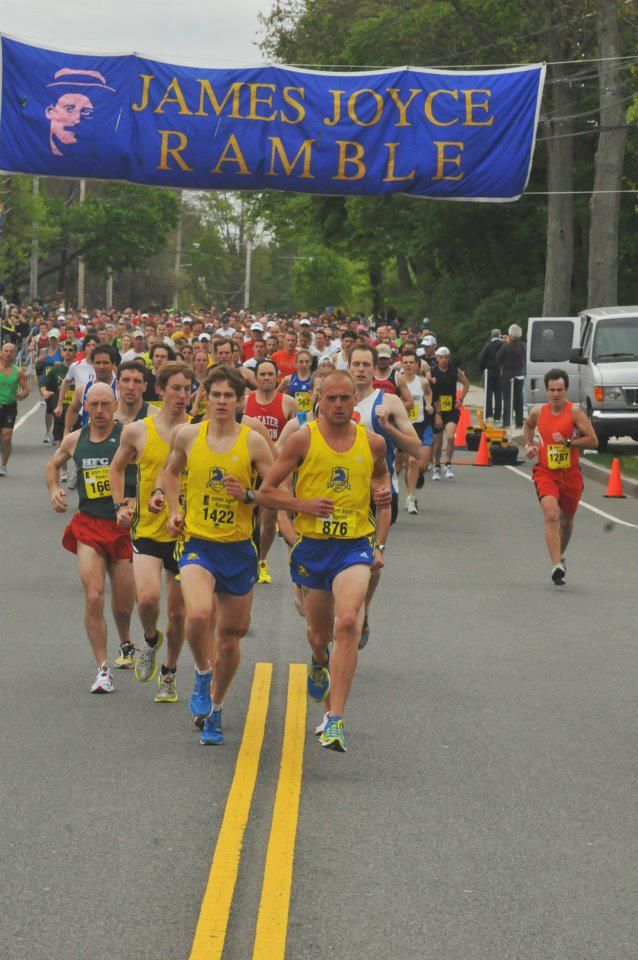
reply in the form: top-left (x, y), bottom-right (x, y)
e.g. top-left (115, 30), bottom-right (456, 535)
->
top-left (530, 321), bottom-right (574, 362)
top-left (593, 317), bottom-right (638, 361)
top-left (581, 321), bottom-right (594, 358)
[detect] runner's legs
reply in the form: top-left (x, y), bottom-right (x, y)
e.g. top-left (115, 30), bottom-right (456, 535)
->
top-left (540, 495), bottom-right (562, 564)
top-left (328, 564), bottom-right (371, 717)
top-left (210, 590), bottom-right (253, 705)
top-left (180, 564), bottom-right (216, 671)
top-left (76, 543), bottom-right (109, 666)
top-left (108, 557), bottom-right (135, 649)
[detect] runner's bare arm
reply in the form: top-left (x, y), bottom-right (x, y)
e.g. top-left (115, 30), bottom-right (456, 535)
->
top-left (242, 415), bottom-right (277, 455)
top-left (222, 433), bottom-right (274, 502)
top-left (369, 435), bottom-right (391, 567)
top-left (282, 393), bottom-right (299, 422)
top-left (242, 367), bottom-right (257, 389)
top-left (164, 429), bottom-right (190, 535)
top-left (55, 371), bottom-right (72, 416)
top-left (277, 375), bottom-right (291, 394)
top-left (524, 405), bottom-right (541, 457)
top-left (109, 421), bottom-right (144, 520)
top-left (45, 432), bottom-right (79, 512)
top-left (570, 405), bottom-right (598, 449)
top-left (423, 377), bottom-right (434, 413)
top-left (257, 430), bottom-right (332, 517)
top-left (395, 373), bottom-right (414, 409)
top-left (17, 367), bottom-right (29, 400)
top-left (457, 368), bottom-right (470, 403)
top-left (376, 393), bottom-right (422, 458)
top-left (276, 417), bottom-right (302, 453)
top-left (64, 383), bottom-right (84, 436)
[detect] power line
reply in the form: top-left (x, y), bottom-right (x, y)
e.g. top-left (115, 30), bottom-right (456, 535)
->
top-left (523, 188), bottom-right (638, 195)
top-left (537, 123), bottom-right (632, 142)
top-left (541, 90), bottom-right (638, 123)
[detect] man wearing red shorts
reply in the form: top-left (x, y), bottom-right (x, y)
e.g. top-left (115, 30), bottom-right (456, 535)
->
top-left (46, 383), bottom-right (135, 692)
top-left (524, 368), bottom-right (597, 586)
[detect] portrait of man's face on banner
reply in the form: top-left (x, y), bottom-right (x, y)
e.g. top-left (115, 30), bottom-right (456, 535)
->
top-left (44, 67), bottom-right (116, 157)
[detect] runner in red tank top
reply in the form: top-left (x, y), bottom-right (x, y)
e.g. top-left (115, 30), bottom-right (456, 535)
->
top-left (524, 368), bottom-right (597, 586)
top-left (245, 359), bottom-right (298, 583)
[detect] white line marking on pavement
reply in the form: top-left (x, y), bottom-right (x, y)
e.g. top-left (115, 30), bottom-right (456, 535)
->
top-left (505, 465), bottom-right (638, 529)
top-left (14, 402), bottom-right (41, 432)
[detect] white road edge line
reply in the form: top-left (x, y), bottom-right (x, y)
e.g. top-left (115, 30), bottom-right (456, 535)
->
top-left (14, 402), bottom-right (41, 431)
top-left (505, 464), bottom-right (638, 529)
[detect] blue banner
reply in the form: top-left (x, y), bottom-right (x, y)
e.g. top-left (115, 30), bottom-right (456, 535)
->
top-left (0, 37), bottom-right (545, 201)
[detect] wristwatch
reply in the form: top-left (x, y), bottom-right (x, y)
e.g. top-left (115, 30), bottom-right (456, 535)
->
top-left (113, 501), bottom-right (128, 511)
top-left (376, 543), bottom-right (386, 553)
top-left (244, 488), bottom-right (256, 505)
top-left (565, 438), bottom-right (571, 447)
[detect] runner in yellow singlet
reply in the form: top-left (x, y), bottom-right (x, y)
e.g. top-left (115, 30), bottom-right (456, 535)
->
top-left (258, 370), bottom-right (391, 754)
top-left (163, 365), bottom-right (274, 746)
top-left (109, 361), bottom-right (194, 703)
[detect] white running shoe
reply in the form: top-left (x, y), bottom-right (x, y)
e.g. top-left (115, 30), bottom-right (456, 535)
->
top-left (431, 466), bottom-right (441, 481)
top-left (60, 471), bottom-right (67, 483)
top-left (91, 665), bottom-right (114, 694)
top-left (0, 465), bottom-right (7, 477)
top-left (315, 711), bottom-right (330, 736)
top-left (405, 495), bottom-right (418, 515)
top-left (67, 466), bottom-right (77, 490)
top-left (444, 465), bottom-right (454, 479)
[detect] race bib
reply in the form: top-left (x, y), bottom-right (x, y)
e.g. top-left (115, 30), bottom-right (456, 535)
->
top-left (84, 466), bottom-right (111, 499)
top-left (547, 444), bottom-right (571, 470)
top-left (295, 391), bottom-right (312, 413)
top-left (408, 404), bottom-right (419, 421)
top-left (63, 389), bottom-right (74, 405)
top-left (440, 395), bottom-right (453, 412)
top-left (202, 494), bottom-right (236, 530)
top-left (314, 508), bottom-right (356, 538)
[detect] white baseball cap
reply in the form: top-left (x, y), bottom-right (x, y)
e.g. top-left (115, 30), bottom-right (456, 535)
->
top-left (198, 333), bottom-right (211, 342)
top-left (435, 346), bottom-right (450, 357)
top-left (299, 318), bottom-right (311, 326)
top-left (422, 335), bottom-right (437, 347)
top-left (48, 328), bottom-right (61, 339)
top-left (251, 322), bottom-right (264, 332)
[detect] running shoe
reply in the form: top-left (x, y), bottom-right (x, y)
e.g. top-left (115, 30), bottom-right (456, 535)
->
top-left (155, 671), bottom-right (178, 703)
top-left (200, 709), bottom-right (224, 745)
top-left (67, 466), bottom-right (77, 490)
top-left (189, 669), bottom-right (213, 719)
top-left (315, 711), bottom-right (330, 736)
top-left (416, 472), bottom-right (425, 489)
top-left (258, 560), bottom-right (272, 584)
top-left (43, 435), bottom-right (51, 444)
top-left (444, 464), bottom-right (454, 479)
top-left (134, 629), bottom-right (164, 683)
top-left (431, 466), bottom-right (441, 481)
top-left (91, 665), bottom-right (114, 694)
top-left (320, 717), bottom-right (347, 752)
top-left (405, 495), bottom-right (418, 515)
top-left (114, 643), bottom-right (136, 669)
top-left (551, 563), bottom-right (566, 586)
top-left (0, 465), bottom-right (7, 477)
top-left (307, 648), bottom-right (330, 702)
top-left (59, 470), bottom-right (67, 484)
top-left (358, 615), bottom-right (370, 650)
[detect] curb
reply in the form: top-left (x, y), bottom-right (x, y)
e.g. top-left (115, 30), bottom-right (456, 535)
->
top-left (579, 458), bottom-right (638, 499)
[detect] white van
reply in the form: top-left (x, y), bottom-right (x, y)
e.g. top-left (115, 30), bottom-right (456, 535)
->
top-left (526, 307), bottom-right (638, 450)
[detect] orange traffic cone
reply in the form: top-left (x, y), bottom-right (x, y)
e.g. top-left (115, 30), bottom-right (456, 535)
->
top-left (604, 457), bottom-right (626, 498)
top-left (455, 404), bottom-right (472, 447)
top-left (473, 430), bottom-right (490, 466)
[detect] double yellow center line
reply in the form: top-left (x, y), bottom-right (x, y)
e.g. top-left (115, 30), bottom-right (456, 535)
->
top-left (188, 662), bottom-right (307, 960)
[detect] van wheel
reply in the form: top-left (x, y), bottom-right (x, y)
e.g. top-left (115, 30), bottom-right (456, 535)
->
top-left (596, 431), bottom-right (609, 453)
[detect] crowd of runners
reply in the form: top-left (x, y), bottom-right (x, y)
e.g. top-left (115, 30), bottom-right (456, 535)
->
top-left (0, 304), bottom-right (596, 753)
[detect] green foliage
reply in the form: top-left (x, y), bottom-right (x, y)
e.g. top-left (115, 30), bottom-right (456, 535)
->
top-left (292, 247), bottom-right (357, 311)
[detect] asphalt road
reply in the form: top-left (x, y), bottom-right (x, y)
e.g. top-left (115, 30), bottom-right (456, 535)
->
top-left (1, 402), bottom-right (636, 960)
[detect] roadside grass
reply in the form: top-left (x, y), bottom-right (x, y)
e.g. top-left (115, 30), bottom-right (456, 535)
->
top-left (583, 447), bottom-right (638, 479)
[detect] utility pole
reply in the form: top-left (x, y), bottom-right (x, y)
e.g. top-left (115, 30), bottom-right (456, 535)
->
top-left (106, 267), bottom-right (113, 309)
top-left (173, 190), bottom-right (183, 310)
top-left (244, 239), bottom-right (252, 310)
top-left (77, 179), bottom-right (86, 309)
top-left (29, 177), bottom-right (39, 302)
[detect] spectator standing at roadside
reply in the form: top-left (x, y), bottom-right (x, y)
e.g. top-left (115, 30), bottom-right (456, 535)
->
top-left (496, 323), bottom-right (526, 430)
top-left (478, 328), bottom-right (504, 422)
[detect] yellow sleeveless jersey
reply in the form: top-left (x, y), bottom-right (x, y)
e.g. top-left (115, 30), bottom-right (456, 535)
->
top-left (132, 416), bottom-right (187, 542)
top-left (185, 422), bottom-right (254, 543)
top-left (294, 421), bottom-right (374, 540)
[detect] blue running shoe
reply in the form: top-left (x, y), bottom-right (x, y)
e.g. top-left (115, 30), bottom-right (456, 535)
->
top-left (200, 709), bottom-right (224, 746)
top-left (320, 717), bottom-right (347, 753)
top-left (189, 670), bottom-right (212, 719)
top-left (307, 647), bottom-right (330, 702)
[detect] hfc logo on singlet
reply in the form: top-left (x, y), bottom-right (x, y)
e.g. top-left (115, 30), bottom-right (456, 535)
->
top-left (206, 467), bottom-right (226, 492)
top-left (327, 467), bottom-right (351, 492)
